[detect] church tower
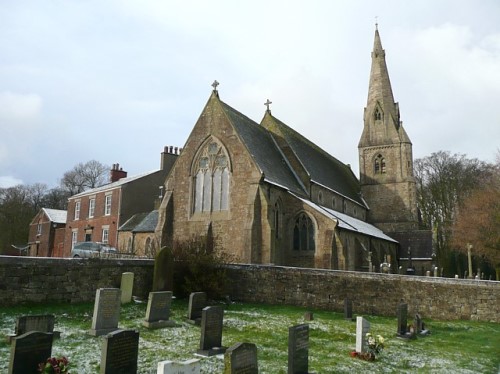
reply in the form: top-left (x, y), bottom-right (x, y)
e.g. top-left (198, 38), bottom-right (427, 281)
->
top-left (358, 26), bottom-right (418, 233)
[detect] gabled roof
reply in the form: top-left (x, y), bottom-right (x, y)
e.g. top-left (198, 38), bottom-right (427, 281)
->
top-left (118, 210), bottom-right (158, 233)
top-left (42, 208), bottom-right (67, 224)
top-left (70, 170), bottom-right (159, 199)
top-left (219, 100), bottom-right (307, 196)
top-left (293, 193), bottom-right (397, 243)
top-left (262, 113), bottom-right (365, 206)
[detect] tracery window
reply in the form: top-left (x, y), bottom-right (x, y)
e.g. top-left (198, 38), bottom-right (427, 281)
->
top-left (374, 154), bottom-right (386, 174)
top-left (374, 107), bottom-right (382, 121)
top-left (292, 213), bottom-right (315, 251)
top-left (193, 139), bottom-right (231, 213)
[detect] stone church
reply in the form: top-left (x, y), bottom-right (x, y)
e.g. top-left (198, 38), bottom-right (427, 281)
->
top-left (156, 28), bottom-right (431, 272)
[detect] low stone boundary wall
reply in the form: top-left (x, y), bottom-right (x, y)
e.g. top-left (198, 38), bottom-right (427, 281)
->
top-left (225, 264), bottom-right (500, 323)
top-left (0, 256), bottom-right (154, 306)
top-left (1, 257), bottom-right (499, 322)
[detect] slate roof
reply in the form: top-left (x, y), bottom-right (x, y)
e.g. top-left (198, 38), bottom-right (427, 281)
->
top-left (220, 101), bottom-right (306, 196)
top-left (118, 210), bottom-right (158, 233)
top-left (42, 208), bottom-right (67, 224)
top-left (294, 193), bottom-right (397, 243)
top-left (264, 114), bottom-right (365, 206)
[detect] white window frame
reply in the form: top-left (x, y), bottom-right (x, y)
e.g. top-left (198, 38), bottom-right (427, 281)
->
top-left (37, 223), bottom-right (42, 236)
top-left (74, 201), bottom-right (81, 220)
top-left (71, 230), bottom-right (78, 249)
top-left (88, 198), bottom-right (95, 218)
top-left (104, 194), bottom-right (112, 216)
top-left (102, 227), bottom-right (109, 244)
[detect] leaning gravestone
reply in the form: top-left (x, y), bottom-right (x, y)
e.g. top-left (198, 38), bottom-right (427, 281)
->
top-left (288, 323), bottom-right (309, 374)
top-left (143, 291), bottom-right (177, 328)
top-left (355, 316), bottom-right (370, 353)
top-left (157, 359), bottom-right (201, 374)
top-left (7, 314), bottom-right (60, 343)
top-left (120, 272), bottom-right (134, 304)
top-left (8, 331), bottom-right (53, 374)
top-left (187, 292), bottom-right (207, 325)
top-left (89, 288), bottom-right (122, 336)
top-left (197, 306), bottom-right (227, 356)
top-left (100, 329), bottom-right (139, 374)
top-left (344, 298), bottom-right (354, 321)
top-left (224, 342), bottom-right (258, 374)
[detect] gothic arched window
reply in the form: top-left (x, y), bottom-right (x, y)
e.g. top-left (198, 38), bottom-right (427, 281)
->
top-left (374, 107), bottom-right (382, 121)
top-left (273, 200), bottom-right (282, 240)
top-left (193, 138), bottom-right (231, 213)
top-left (292, 213), bottom-right (315, 251)
top-left (374, 154), bottom-right (386, 174)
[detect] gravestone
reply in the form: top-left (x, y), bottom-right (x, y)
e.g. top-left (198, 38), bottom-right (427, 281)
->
top-left (187, 292), bottom-right (207, 325)
top-left (303, 312), bottom-right (314, 321)
top-left (344, 298), bottom-right (354, 321)
top-left (100, 329), bottom-right (139, 374)
top-left (288, 323), bottom-right (309, 374)
top-left (197, 306), bottom-right (227, 356)
top-left (414, 313), bottom-right (430, 335)
top-left (224, 342), bottom-right (258, 374)
top-left (120, 272), bottom-right (134, 304)
top-left (397, 303), bottom-right (413, 339)
top-left (152, 247), bottom-right (174, 292)
top-left (157, 359), bottom-right (201, 374)
top-left (7, 314), bottom-right (60, 343)
top-left (143, 291), bottom-right (177, 328)
top-left (355, 316), bottom-right (370, 353)
top-left (8, 331), bottom-right (53, 374)
top-left (89, 288), bottom-right (122, 336)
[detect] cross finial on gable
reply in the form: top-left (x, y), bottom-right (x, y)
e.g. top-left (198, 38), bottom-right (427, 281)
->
top-left (212, 80), bottom-right (219, 91)
top-left (264, 99), bottom-right (272, 113)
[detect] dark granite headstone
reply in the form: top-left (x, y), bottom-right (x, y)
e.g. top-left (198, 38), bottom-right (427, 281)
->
top-left (100, 329), bottom-right (139, 374)
top-left (7, 314), bottom-right (60, 343)
top-left (224, 342), bottom-right (258, 374)
top-left (89, 288), bottom-right (122, 336)
top-left (197, 306), bottom-right (227, 356)
top-left (143, 291), bottom-right (176, 328)
top-left (288, 324), bottom-right (309, 374)
top-left (397, 303), bottom-right (414, 339)
top-left (8, 331), bottom-right (53, 374)
top-left (187, 292), bottom-right (207, 325)
top-left (152, 247), bottom-right (174, 292)
top-left (344, 298), bottom-right (354, 321)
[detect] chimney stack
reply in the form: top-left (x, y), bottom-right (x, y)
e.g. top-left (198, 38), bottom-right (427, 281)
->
top-left (161, 145), bottom-right (181, 170)
top-left (110, 163), bottom-right (127, 182)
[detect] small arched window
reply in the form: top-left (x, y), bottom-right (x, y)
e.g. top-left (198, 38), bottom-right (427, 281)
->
top-left (374, 107), bottom-right (382, 121)
top-left (292, 213), bottom-right (315, 251)
top-left (374, 154), bottom-right (386, 174)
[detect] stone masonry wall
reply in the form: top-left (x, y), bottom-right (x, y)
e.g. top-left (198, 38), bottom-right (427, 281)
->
top-left (0, 256), bottom-right (153, 306)
top-left (1, 257), bottom-right (498, 323)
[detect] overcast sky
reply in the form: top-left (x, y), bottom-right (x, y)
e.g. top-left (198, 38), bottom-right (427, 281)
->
top-left (1, 0), bottom-right (499, 189)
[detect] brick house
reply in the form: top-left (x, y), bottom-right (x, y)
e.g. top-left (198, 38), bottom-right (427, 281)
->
top-left (28, 208), bottom-right (67, 257)
top-left (64, 148), bottom-right (177, 257)
top-left (155, 28), bottom-right (432, 272)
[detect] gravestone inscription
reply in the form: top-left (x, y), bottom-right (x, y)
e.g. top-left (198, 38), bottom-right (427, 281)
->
top-left (89, 288), bottom-right (122, 336)
top-left (355, 316), bottom-right (370, 353)
top-left (100, 329), bottom-right (139, 374)
top-left (224, 342), bottom-right (258, 374)
top-left (197, 306), bottom-right (227, 356)
top-left (288, 323), bottom-right (309, 374)
top-left (187, 292), bottom-right (207, 325)
top-left (143, 291), bottom-right (177, 328)
top-left (8, 331), bottom-right (53, 374)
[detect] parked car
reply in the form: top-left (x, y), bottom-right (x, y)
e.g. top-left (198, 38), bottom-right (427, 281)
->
top-left (71, 242), bottom-right (117, 258)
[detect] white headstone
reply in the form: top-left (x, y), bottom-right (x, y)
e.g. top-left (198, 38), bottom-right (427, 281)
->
top-left (120, 272), bottom-right (134, 304)
top-left (157, 359), bottom-right (201, 374)
top-left (355, 316), bottom-right (370, 353)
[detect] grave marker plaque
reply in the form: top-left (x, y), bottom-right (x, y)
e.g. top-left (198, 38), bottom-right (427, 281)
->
top-left (157, 358), bottom-right (201, 374)
top-left (89, 288), bottom-right (122, 336)
top-left (143, 291), bottom-right (176, 328)
top-left (288, 323), bottom-right (309, 374)
top-left (224, 342), bottom-right (258, 374)
top-left (187, 292), bottom-right (207, 325)
top-left (355, 316), bottom-right (370, 353)
top-left (100, 329), bottom-right (139, 374)
top-left (8, 331), bottom-right (53, 374)
top-left (197, 306), bottom-right (227, 356)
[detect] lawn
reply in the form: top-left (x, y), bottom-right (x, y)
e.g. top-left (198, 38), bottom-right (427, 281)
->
top-left (1, 299), bottom-right (499, 373)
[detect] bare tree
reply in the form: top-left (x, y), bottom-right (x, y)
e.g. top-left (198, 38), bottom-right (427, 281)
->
top-left (60, 160), bottom-right (109, 195)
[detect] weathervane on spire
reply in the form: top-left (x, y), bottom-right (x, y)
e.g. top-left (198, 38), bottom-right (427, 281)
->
top-left (375, 16), bottom-right (378, 30)
top-left (212, 80), bottom-right (219, 92)
top-left (264, 99), bottom-right (272, 113)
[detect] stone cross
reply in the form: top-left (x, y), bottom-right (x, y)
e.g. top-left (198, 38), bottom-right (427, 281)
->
top-left (212, 80), bottom-right (219, 91)
top-left (264, 99), bottom-right (272, 112)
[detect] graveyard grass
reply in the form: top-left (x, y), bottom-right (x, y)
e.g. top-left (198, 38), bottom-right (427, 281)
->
top-left (1, 300), bottom-right (499, 373)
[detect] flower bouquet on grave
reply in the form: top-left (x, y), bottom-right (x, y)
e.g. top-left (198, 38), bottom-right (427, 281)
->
top-left (38, 356), bottom-right (70, 374)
